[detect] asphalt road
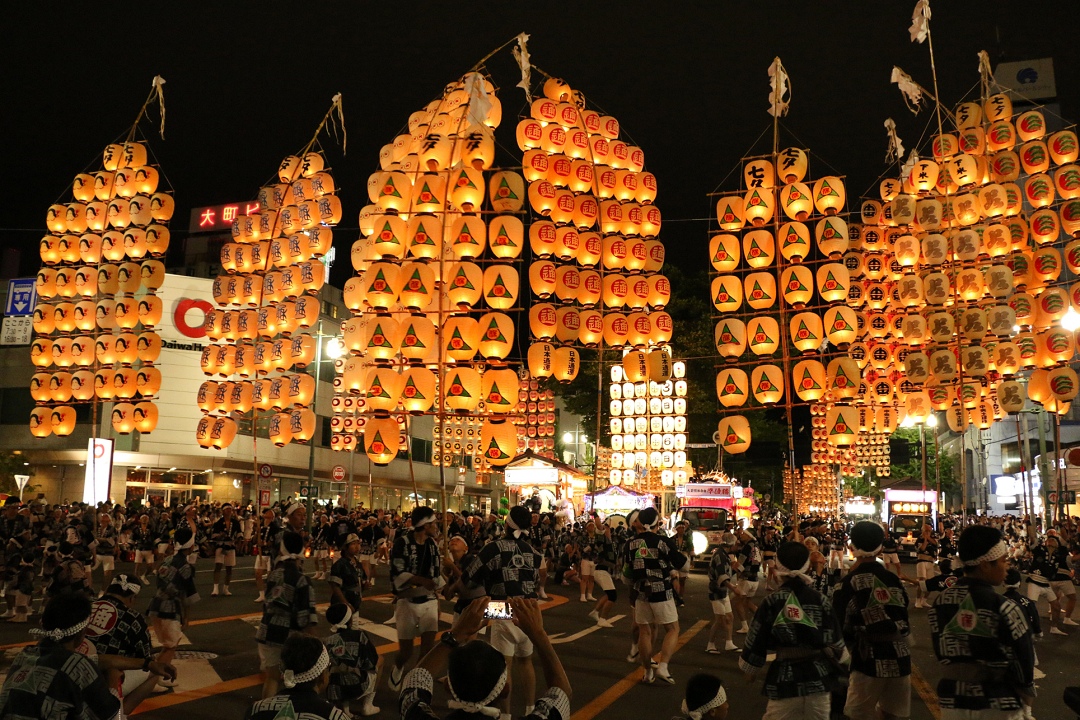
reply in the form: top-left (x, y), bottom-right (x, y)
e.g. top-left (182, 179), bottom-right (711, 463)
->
top-left (0, 557), bottom-right (1076, 719)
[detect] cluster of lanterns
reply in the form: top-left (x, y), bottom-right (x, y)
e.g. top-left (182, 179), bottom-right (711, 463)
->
top-left (340, 72), bottom-right (519, 467)
top-left (711, 149), bottom-right (850, 454)
top-left (863, 93), bottom-right (1080, 437)
top-left (31, 141), bottom-right (172, 437)
top-left (783, 464), bottom-right (840, 516)
top-left (521, 77), bottom-right (673, 384)
top-left (195, 150), bottom-right (340, 449)
top-left (605, 357), bottom-right (689, 489)
top-left (512, 374), bottom-right (557, 459)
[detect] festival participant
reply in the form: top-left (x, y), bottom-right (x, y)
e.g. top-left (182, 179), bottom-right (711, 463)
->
top-left (760, 525), bottom-right (779, 591)
top-left (461, 506), bottom-right (546, 718)
top-left (153, 508), bottom-right (174, 570)
top-left (587, 522), bottom-right (618, 628)
top-left (147, 527), bottom-right (199, 689)
top-left (929, 525), bottom-right (1035, 720)
top-left (1045, 532), bottom-right (1078, 626)
top-left (328, 533), bottom-right (366, 617)
top-left (914, 524), bottom-right (939, 609)
top-left (323, 603), bottom-right (380, 717)
top-left (732, 528), bottom-right (762, 635)
top-left (0, 593), bottom-right (121, 720)
top-left (210, 503), bottom-right (242, 597)
top-left (388, 506), bottom-right (444, 693)
top-left (705, 533), bottom-right (739, 654)
top-left (254, 507), bottom-right (279, 604)
top-left (130, 515), bottom-right (156, 584)
top-left (832, 521), bottom-right (911, 720)
top-left (357, 515), bottom-right (384, 589)
top-left (578, 522), bottom-right (598, 604)
top-left (92, 513), bottom-right (119, 594)
top-left (247, 634), bottom-right (349, 720)
top-left (740, 541), bottom-right (847, 720)
top-left (625, 506), bottom-right (687, 685)
top-left (398, 596), bottom-right (571, 720)
top-left (443, 535), bottom-right (486, 622)
top-left (1025, 534), bottom-right (1067, 635)
top-left (257, 531), bottom-right (319, 699)
top-left (880, 523), bottom-right (901, 577)
top-left (86, 574), bottom-right (177, 715)
top-left (676, 674), bottom-right (729, 720)
top-left (312, 512), bottom-right (332, 580)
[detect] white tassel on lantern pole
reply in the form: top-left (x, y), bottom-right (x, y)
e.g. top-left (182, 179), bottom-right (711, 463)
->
top-left (900, 149), bottom-right (919, 183)
top-left (151, 75), bottom-right (166, 138)
top-left (909, 0), bottom-right (931, 43)
top-left (891, 66), bottom-right (924, 114)
top-left (884, 118), bottom-right (905, 164)
top-left (767, 57), bottom-right (790, 118)
top-left (977, 50), bottom-right (997, 97)
top-left (513, 32), bottom-right (533, 102)
top-left (330, 93), bottom-right (347, 154)
top-left (464, 72), bottom-right (492, 127)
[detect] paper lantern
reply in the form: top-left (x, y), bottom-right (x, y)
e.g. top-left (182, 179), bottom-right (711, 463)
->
top-left (50, 406), bottom-right (77, 437)
top-left (790, 310), bottom-right (820, 354)
top-left (449, 216), bottom-right (487, 259)
top-left (602, 274), bottom-right (629, 309)
top-left (779, 182), bottom-right (813, 221)
top-left (742, 230), bottom-right (775, 269)
top-left (480, 419), bottom-right (517, 467)
top-left (603, 313), bottom-right (629, 347)
top-left (709, 234), bottom-right (740, 272)
top-left (551, 347), bottom-right (580, 383)
top-left (715, 195), bottom-right (745, 230)
top-left (780, 266), bottom-right (813, 307)
top-left (751, 365), bottom-right (784, 404)
top-left (816, 263), bottom-right (849, 302)
top-left (1063, 200), bottom-right (1080, 238)
top-left (743, 188), bottom-right (774, 227)
top-left (110, 403), bottom-right (137, 434)
top-left (813, 176), bottom-right (845, 215)
top-left (824, 306), bottom-right (858, 346)
top-left (478, 312), bottom-right (514, 360)
top-left (746, 316), bottom-right (779, 356)
top-left (29, 407), bottom-right (52, 437)
top-left (778, 222), bottom-right (810, 262)
top-left (824, 406), bottom-right (857, 447)
top-left (826, 357), bottom-right (860, 398)
top-left (444, 368), bottom-right (481, 412)
top-left (363, 263), bottom-right (402, 310)
top-left (555, 306), bottom-right (581, 344)
top-left (622, 350), bottom-right (649, 383)
top-left (444, 316), bottom-right (480, 361)
top-left (741, 272), bottom-right (776, 311)
top-left (717, 415), bottom-right (751, 454)
top-left (711, 276), bottom-right (742, 313)
top-left (577, 269), bottom-right (601, 307)
top-left (647, 348), bottom-right (672, 383)
top-left (716, 368), bottom-right (748, 407)
top-left (793, 360), bottom-right (826, 401)
top-left (360, 417), bottom-right (399, 465)
top-left (363, 317), bottom-right (401, 361)
top-left (447, 262), bottom-right (483, 307)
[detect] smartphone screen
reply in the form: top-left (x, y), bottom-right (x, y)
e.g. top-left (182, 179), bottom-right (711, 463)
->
top-left (484, 600), bottom-right (512, 620)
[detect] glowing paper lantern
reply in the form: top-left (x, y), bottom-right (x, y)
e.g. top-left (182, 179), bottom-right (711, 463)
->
top-left (717, 415), bottom-right (751, 454)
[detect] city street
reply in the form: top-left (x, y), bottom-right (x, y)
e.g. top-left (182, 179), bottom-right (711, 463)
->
top-left (0, 557), bottom-right (1075, 719)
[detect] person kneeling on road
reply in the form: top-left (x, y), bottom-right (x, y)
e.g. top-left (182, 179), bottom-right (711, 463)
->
top-left (677, 673), bottom-right (729, 720)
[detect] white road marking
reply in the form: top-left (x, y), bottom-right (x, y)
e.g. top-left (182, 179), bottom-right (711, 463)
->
top-left (550, 614), bottom-right (626, 645)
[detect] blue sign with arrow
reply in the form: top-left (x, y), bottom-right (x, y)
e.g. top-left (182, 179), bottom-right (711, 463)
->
top-left (5, 279), bottom-right (37, 317)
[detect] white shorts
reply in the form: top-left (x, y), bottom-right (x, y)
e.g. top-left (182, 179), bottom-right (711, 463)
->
top-left (580, 559), bottom-right (595, 576)
top-left (1026, 581), bottom-right (1056, 603)
top-left (634, 598), bottom-right (678, 625)
top-left (258, 642), bottom-right (282, 671)
top-left (156, 543), bottom-right (170, 555)
top-left (359, 554), bottom-right (374, 564)
top-left (882, 553), bottom-right (900, 565)
top-left (490, 618), bottom-right (533, 657)
top-left (1051, 580), bottom-right (1076, 598)
top-left (763, 694), bottom-right (831, 720)
top-left (254, 555), bottom-right (271, 571)
top-left (152, 617), bottom-right (183, 649)
top-left (737, 579), bottom-right (759, 597)
top-left (844, 671), bottom-right (911, 719)
top-left (394, 599), bottom-right (439, 640)
top-left (136, 550), bottom-right (155, 564)
top-left (711, 597), bottom-right (732, 615)
top-left (916, 561), bottom-right (936, 580)
top-left (594, 569), bottom-right (615, 592)
top-left (214, 549), bottom-right (236, 567)
top-left (940, 711), bottom-right (1025, 720)
top-left (96, 555), bottom-right (115, 572)
top-left (316, 549), bottom-right (329, 559)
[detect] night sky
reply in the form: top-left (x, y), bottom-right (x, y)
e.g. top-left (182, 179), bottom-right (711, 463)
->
top-left (4, 1), bottom-right (1077, 286)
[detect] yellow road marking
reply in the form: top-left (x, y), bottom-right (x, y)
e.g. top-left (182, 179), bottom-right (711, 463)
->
top-left (570, 620), bottom-right (709, 720)
top-left (911, 662), bottom-right (941, 720)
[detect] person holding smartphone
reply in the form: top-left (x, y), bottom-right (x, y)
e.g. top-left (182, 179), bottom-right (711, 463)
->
top-left (461, 506), bottom-right (546, 719)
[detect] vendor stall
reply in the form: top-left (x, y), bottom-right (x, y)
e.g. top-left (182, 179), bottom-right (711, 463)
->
top-left (504, 451), bottom-right (587, 516)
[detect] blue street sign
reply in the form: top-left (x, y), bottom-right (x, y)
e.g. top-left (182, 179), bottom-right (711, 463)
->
top-left (5, 279), bottom-right (37, 317)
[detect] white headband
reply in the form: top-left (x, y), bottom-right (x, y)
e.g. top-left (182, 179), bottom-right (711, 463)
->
top-left (177, 534), bottom-right (195, 550)
top-left (851, 544), bottom-right (883, 558)
top-left (278, 540), bottom-right (304, 562)
top-left (31, 617), bottom-right (89, 642)
top-left (282, 646), bottom-right (329, 688)
top-left (963, 540), bottom-right (1009, 567)
top-left (446, 668), bottom-right (508, 718)
top-left (681, 684), bottom-right (728, 720)
top-left (329, 607), bottom-right (353, 632)
top-left (775, 556), bottom-right (813, 585)
top-left (505, 516), bottom-right (526, 540)
top-left (109, 576), bottom-right (142, 595)
top-left (414, 514), bottom-right (436, 529)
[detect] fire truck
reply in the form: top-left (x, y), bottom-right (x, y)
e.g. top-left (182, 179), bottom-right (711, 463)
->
top-left (882, 488), bottom-right (937, 560)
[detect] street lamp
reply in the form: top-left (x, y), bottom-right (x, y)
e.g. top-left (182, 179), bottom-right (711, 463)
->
top-left (304, 325), bottom-right (343, 528)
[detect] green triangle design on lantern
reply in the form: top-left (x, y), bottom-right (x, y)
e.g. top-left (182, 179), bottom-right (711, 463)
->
top-left (719, 376), bottom-right (744, 397)
top-left (818, 179), bottom-right (839, 197)
top-left (754, 377), bottom-right (775, 395)
top-left (486, 275), bottom-right (510, 298)
top-left (747, 238), bottom-right (766, 257)
top-left (783, 226), bottom-right (806, 248)
top-left (750, 280), bottom-right (771, 300)
top-left (865, 576), bottom-right (905, 609)
top-left (417, 181), bottom-right (438, 205)
top-left (712, 246), bottom-right (729, 263)
top-left (493, 227), bottom-right (517, 247)
top-left (368, 323), bottom-right (393, 349)
top-left (368, 375), bottom-right (390, 398)
top-left (457, 224), bottom-right (479, 246)
top-left (827, 414), bottom-right (850, 436)
top-left (379, 221), bottom-right (402, 244)
top-left (798, 368), bottom-right (822, 390)
top-left (448, 327), bottom-right (473, 352)
top-left (821, 219), bottom-right (840, 238)
top-left (407, 268), bottom-right (429, 295)
top-left (784, 187), bottom-right (805, 208)
top-left (831, 314), bottom-right (853, 332)
top-left (831, 364), bottom-right (852, 387)
top-left (750, 326), bottom-right (775, 347)
top-left (412, 221), bottom-right (435, 246)
top-left (455, 169), bottom-right (479, 190)
top-left (722, 426), bottom-right (746, 448)
top-left (381, 176), bottom-right (402, 199)
top-left (403, 324), bottom-right (427, 349)
top-left (452, 267), bottom-right (476, 290)
top-left (774, 592), bottom-right (818, 628)
top-left (488, 381), bottom-right (508, 405)
top-left (369, 268), bottom-right (389, 293)
top-left (787, 277), bottom-right (809, 294)
top-left (747, 189), bottom-right (767, 208)
top-left (484, 318), bottom-right (508, 343)
top-left (485, 435), bottom-right (511, 461)
top-left (403, 376), bottom-right (426, 400)
top-left (498, 177), bottom-right (519, 200)
top-left (943, 593), bottom-right (995, 638)
top-left (448, 373), bottom-right (472, 397)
